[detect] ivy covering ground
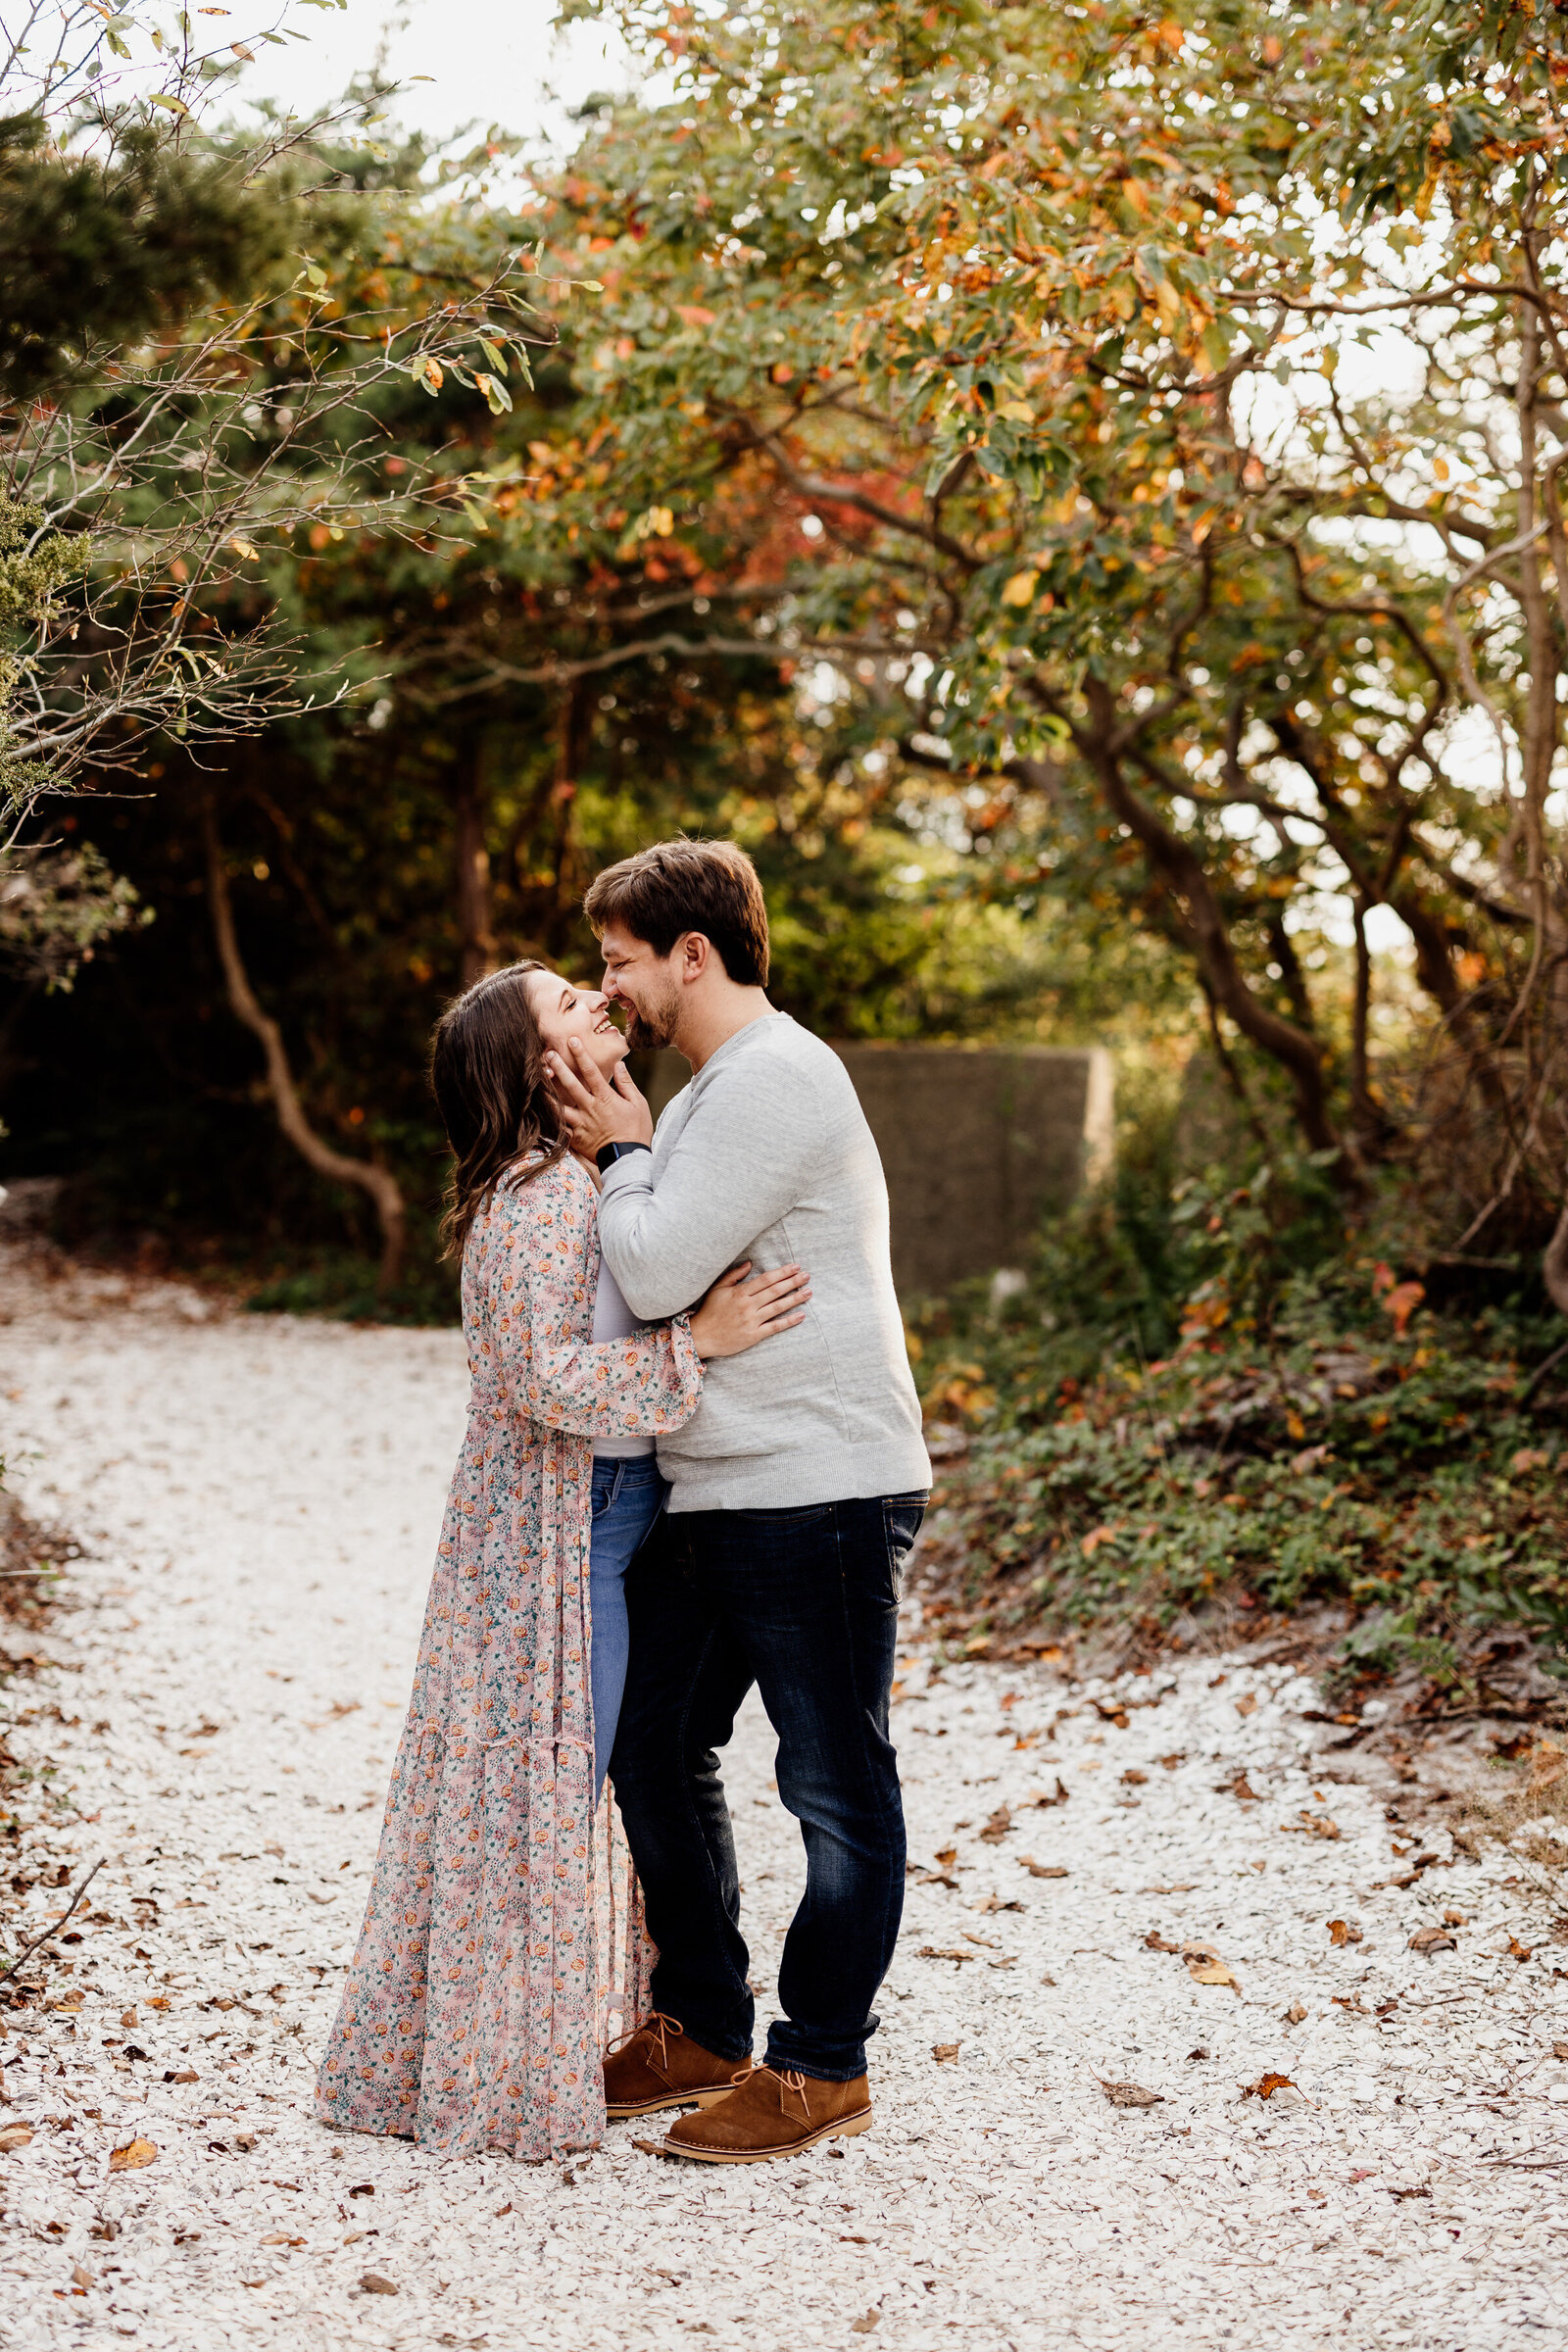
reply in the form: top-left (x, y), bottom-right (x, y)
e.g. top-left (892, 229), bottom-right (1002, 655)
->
top-left (909, 1171), bottom-right (1568, 1686)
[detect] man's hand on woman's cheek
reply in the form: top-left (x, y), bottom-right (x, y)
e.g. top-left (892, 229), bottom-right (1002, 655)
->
top-left (545, 1037), bottom-right (655, 1154)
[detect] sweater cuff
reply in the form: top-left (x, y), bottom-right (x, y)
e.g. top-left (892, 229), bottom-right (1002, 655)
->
top-left (600, 1151), bottom-right (656, 1200)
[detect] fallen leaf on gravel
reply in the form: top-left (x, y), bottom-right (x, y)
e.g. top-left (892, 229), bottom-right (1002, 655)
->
top-left (907, 1868), bottom-right (958, 1888)
top-left (109, 2137), bottom-right (158, 2171)
top-left (851, 2313), bottom-right (880, 2334)
top-left (1145, 1930), bottom-right (1182, 1952)
top-left (1506, 1936), bottom-right (1533, 1961)
top-left (978, 1807), bottom-right (1012, 1842)
top-left (961, 1932), bottom-right (999, 1948)
top-left (71, 2262), bottom-right (93, 2288)
top-left (932, 2044), bottom-right (960, 2065)
top-left (1281, 1812), bottom-right (1342, 1840)
top-left (1552, 2042), bottom-right (1568, 2060)
top-left (989, 1956), bottom-right (1017, 1969)
top-left (1388, 2185), bottom-right (1431, 2201)
top-left (147, 1996), bottom-right (170, 2011)
top-left (347, 2181), bottom-right (374, 2197)
top-left (1183, 1942), bottom-right (1241, 1992)
top-left (120, 2008), bottom-right (137, 2029)
top-left (1098, 2079), bottom-right (1163, 2108)
top-left (1028, 1779), bottom-right (1071, 1808)
top-left (1528, 1741), bottom-right (1567, 1792)
top-left (1333, 1994), bottom-right (1366, 2014)
top-left (630, 2137), bottom-right (666, 2157)
top-left (1157, 1753), bottom-right (1186, 1771)
top-left (917, 1946), bottom-right (974, 1963)
top-left (973, 1893), bottom-right (1024, 1913)
top-left (1348, 2167), bottom-right (1376, 2183)
top-left (1444, 1910), bottom-right (1465, 1927)
top-left (1242, 2074), bottom-right (1296, 2101)
top-left (0, 2124), bottom-right (33, 2152)
top-left (1327, 1920), bottom-right (1362, 1946)
top-left (1219, 1773), bottom-right (1260, 1802)
top-left (495, 2203), bottom-right (512, 2217)
top-left (1187, 2047), bottom-right (1209, 2061)
top-left (261, 2232), bottom-right (302, 2246)
top-left (1021, 1859), bottom-right (1067, 1879)
top-left (1235, 1693), bottom-right (1257, 1718)
top-left (1409, 1927), bottom-right (1456, 1955)
top-left (934, 1846), bottom-right (957, 1868)
top-left (1092, 1699), bottom-right (1130, 1728)
top-left (360, 2274), bottom-right (398, 2296)
top-left (165, 2067), bottom-right (199, 2082)
top-left (1120, 1769), bottom-right (1148, 1786)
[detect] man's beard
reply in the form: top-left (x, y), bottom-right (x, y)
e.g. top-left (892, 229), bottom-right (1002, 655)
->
top-left (622, 981), bottom-right (679, 1052)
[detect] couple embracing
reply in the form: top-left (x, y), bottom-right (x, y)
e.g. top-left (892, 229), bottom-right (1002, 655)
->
top-left (316, 839), bottom-right (930, 2166)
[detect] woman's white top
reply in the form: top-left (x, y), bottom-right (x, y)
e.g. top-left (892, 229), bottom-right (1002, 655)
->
top-left (590, 1250), bottom-right (656, 1459)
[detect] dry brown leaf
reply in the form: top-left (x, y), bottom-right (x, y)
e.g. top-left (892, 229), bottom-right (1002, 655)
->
top-left (1551, 2042), bottom-right (1568, 2061)
top-left (1235, 1693), bottom-right (1257, 1718)
top-left (360, 2274), bottom-right (398, 2296)
top-left (1242, 2073), bottom-right (1296, 2101)
top-left (1098, 2078), bottom-right (1163, 2108)
top-left (1120, 1768), bottom-right (1148, 1787)
top-left (1327, 1919), bottom-right (1363, 1947)
top-left (1283, 2002), bottom-right (1307, 2025)
top-left (973, 1892), bottom-right (1024, 1913)
top-left (917, 1946), bottom-right (974, 1964)
top-left (851, 2314), bottom-right (881, 2335)
top-left (1506, 1936), bottom-right (1533, 1961)
top-left (1144, 1931), bottom-right (1182, 1953)
top-left (1093, 1700), bottom-right (1130, 1729)
top-left (1220, 1773), bottom-right (1260, 1802)
top-left (120, 2008), bottom-right (137, 2030)
top-left (1444, 1909), bottom-right (1466, 1927)
top-left (1028, 1779), bottom-right (1071, 1809)
top-left (261, 2231), bottom-right (302, 2246)
top-left (933, 1846), bottom-right (957, 1869)
top-left (165, 2067), bottom-right (199, 2083)
top-left (109, 2136), bottom-right (158, 2172)
top-left (0, 2123), bottom-right (34, 2153)
top-left (1408, 1926), bottom-right (1455, 1956)
top-left (1182, 1941), bottom-right (1241, 1992)
top-left (978, 1807), bottom-right (1012, 1843)
top-left (931, 2043), bottom-right (960, 2065)
top-left (1021, 1859), bottom-right (1067, 1879)
top-left (1281, 1812), bottom-right (1342, 1840)
top-left (961, 1932), bottom-right (999, 1948)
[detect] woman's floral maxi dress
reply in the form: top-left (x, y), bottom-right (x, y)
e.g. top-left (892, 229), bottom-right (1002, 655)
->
top-left (316, 1153), bottom-right (703, 2160)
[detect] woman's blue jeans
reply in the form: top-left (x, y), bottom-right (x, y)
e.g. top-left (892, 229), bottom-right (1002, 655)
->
top-left (589, 1454), bottom-right (667, 1797)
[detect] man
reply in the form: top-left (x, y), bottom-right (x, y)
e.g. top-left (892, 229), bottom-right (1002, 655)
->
top-left (545, 837), bottom-right (929, 2165)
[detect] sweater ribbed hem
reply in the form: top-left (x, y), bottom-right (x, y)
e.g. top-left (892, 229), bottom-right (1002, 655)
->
top-left (660, 1434), bottom-right (932, 1515)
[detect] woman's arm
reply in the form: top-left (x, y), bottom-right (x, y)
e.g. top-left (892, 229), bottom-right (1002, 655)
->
top-left (487, 1164), bottom-right (704, 1441)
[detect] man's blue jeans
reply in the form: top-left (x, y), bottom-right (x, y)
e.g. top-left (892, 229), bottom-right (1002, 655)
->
top-left (608, 1491), bottom-right (927, 2082)
top-left (589, 1455), bottom-right (667, 1797)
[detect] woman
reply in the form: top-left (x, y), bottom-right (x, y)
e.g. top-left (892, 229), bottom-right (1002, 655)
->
top-left (316, 961), bottom-right (808, 2163)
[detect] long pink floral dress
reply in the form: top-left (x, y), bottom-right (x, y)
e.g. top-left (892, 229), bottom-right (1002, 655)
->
top-left (315, 1152), bottom-right (703, 2160)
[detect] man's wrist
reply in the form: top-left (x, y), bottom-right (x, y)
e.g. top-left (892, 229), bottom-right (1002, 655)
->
top-left (596, 1139), bottom-right (653, 1174)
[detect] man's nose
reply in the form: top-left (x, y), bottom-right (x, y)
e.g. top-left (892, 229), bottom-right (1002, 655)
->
top-left (602, 972), bottom-right (627, 1004)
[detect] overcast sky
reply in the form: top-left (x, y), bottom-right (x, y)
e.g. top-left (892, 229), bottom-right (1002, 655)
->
top-left (246, 0), bottom-right (633, 149)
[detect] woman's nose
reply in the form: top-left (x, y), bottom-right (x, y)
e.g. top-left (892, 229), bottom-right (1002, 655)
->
top-left (585, 989), bottom-right (610, 1013)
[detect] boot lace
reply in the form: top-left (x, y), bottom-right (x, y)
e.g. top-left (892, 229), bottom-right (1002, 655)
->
top-left (607, 2010), bottom-right (684, 2071)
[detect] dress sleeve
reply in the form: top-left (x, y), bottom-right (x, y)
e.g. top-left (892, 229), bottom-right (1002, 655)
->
top-left (486, 1160), bottom-right (704, 1441)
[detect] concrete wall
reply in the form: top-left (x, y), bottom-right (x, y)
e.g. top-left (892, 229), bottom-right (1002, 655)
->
top-left (629, 1042), bottom-right (1113, 1300)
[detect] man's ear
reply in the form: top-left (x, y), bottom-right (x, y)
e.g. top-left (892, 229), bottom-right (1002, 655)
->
top-left (679, 931), bottom-right (710, 984)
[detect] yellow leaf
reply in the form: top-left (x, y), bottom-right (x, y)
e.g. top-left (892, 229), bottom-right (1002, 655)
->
top-left (1001, 569), bottom-right (1039, 608)
top-left (994, 400), bottom-right (1034, 424)
top-left (110, 2136), bottom-right (158, 2171)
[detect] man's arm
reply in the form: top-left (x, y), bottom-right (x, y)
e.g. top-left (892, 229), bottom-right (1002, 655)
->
top-left (596, 1055), bottom-right (823, 1319)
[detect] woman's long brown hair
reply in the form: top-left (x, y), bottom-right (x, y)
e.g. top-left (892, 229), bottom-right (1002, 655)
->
top-left (429, 961), bottom-right (569, 1259)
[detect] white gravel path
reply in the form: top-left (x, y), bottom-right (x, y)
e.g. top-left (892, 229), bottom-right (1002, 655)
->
top-left (1, 1264), bottom-right (1565, 2351)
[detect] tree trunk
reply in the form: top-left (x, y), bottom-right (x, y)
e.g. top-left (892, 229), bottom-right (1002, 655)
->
top-left (454, 761), bottom-right (497, 991)
top-left (202, 803), bottom-right (407, 1297)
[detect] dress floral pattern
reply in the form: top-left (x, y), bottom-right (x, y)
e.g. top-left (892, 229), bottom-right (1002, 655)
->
top-left (316, 1152), bottom-right (703, 2160)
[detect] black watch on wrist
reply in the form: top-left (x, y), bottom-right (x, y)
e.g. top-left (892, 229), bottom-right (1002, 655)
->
top-left (596, 1139), bottom-right (652, 1174)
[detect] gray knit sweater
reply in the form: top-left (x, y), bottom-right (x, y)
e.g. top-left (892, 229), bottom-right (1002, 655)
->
top-left (597, 1012), bottom-right (931, 1512)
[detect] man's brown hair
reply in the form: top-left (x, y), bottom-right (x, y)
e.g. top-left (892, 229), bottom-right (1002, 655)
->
top-left (582, 838), bottom-right (770, 987)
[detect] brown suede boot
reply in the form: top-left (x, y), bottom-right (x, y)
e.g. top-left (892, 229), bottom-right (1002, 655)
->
top-left (603, 2012), bottom-right (753, 2120)
top-left (660, 2065), bottom-right (871, 2163)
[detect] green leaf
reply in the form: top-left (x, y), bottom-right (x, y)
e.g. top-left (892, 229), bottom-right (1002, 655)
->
top-left (476, 371), bottom-right (514, 416)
